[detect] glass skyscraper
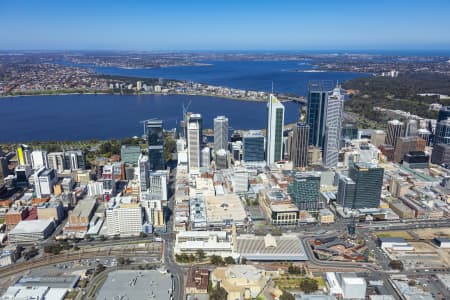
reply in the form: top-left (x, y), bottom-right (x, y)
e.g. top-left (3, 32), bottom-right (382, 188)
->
top-left (243, 130), bottom-right (265, 162)
top-left (145, 119), bottom-right (165, 171)
top-left (288, 172), bottom-right (321, 211)
top-left (348, 162), bottom-right (384, 209)
top-left (307, 81), bottom-right (334, 148)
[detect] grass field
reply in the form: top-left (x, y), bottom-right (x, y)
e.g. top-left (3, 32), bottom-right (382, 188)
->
top-left (376, 230), bottom-right (413, 240)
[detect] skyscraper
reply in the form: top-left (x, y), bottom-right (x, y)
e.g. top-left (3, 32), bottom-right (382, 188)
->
top-left (290, 123), bottom-right (309, 168)
top-left (323, 86), bottom-right (345, 168)
top-left (348, 162), bottom-right (384, 209)
top-left (438, 106), bottom-right (450, 122)
top-left (405, 119), bottom-right (418, 137)
top-left (385, 120), bottom-right (405, 147)
top-left (393, 136), bottom-right (426, 163)
top-left (307, 81), bottom-right (334, 148)
top-left (145, 119), bottom-right (165, 171)
top-left (266, 94), bottom-right (284, 165)
top-left (187, 114), bottom-right (202, 170)
top-left (434, 119), bottom-right (450, 145)
top-left (31, 150), bottom-right (48, 169)
top-left (214, 115), bottom-right (229, 152)
top-left (288, 172), bottom-right (321, 211)
top-left (64, 150), bottom-right (86, 170)
top-left (47, 152), bottom-right (65, 173)
top-left (242, 130), bottom-right (265, 162)
top-left (336, 174), bottom-right (357, 209)
top-left (431, 144), bottom-right (450, 165)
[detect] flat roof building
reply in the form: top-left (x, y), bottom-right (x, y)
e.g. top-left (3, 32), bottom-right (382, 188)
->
top-left (8, 219), bottom-right (56, 243)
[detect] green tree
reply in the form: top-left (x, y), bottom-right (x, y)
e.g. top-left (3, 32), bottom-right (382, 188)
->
top-left (210, 286), bottom-right (228, 300)
top-left (299, 277), bottom-right (319, 294)
top-left (164, 136), bottom-right (177, 161)
top-left (279, 291), bottom-right (295, 300)
top-left (210, 255), bottom-right (224, 265)
top-left (196, 249), bottom-right (206, 260)
top-left (224, 256), bottom-right (235, 265)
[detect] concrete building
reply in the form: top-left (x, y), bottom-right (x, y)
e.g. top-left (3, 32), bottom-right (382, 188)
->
top-left (260, 189), bottom-right (299, 225)
top-left (204, 194), bottom-right (247, 228)
top-left (101, 164), bottom-right (116, 196)
top-left (37, 200), bottom-right (64, 223)
top-left (266, 94), bottom-right (284, 165)
top-left (417, 128), bottom-right (432, 146)
top-left (211, 265), bottom-right (269, 300)
top-left (34, 168), bottom-right (58, 198)
top-left (64, 150), bottom-right (86, 170)
top-left (187, 114), bottom-right (202, 171)
top-left (288, 172), bottom-right (321, 211)
top-left (403, 151), bottom-right (429, 169)
top-left (371, 130), bottom-right (386, 148)
top-left (174, 231), bottom-right (234, 257)
top-left (145, 119), bottom-right (165, 171)
top-left (65, 198), bottom-right (97, 233)
top-left (333, 272), bottom-right (367, 300)
top-left (87, 181), bottom-right (104, 197)
top-left (138, 154), bottom-right (150, 193)
top-left (323, 86), bottom-right (345, 168)
top-left (231, 168), bottom-right (249, 193)
top-left (243, 130), bottom-right (265, 162)
top-left (405, 119), bottom-right (418, 137)
top-left (201, 147), bottom-right (210, 168)
top-left (106, 196), bottom-right (143, 236)
top-left (393, 136), bottom-right (426, 163)
top-left (47, 152), bottom-right (65, 173)
top-left (149, 170), bottom-right (168, 200)
top-left (385, 120), bottom-right (405, 147)
top-left (215, 149), bottom-right (228, 170)
top-left (30, 150), bottom-right (48, 169)
top-left (291, 123), bottom-right (309, 168)
top-left (96, 270), bottom-right (173, 300)
top-left (214, 115), bottom-right (229, 152)
top-left (8, 219), bottom-right (56, 243)
top-left (186, 267), bottom-right (209, 295)
top-left (141, 198), bottom-right (165, 228)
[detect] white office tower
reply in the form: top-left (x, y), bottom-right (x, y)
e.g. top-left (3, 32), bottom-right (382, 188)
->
top-left (33, 167), bottom-right (58, 198)
top-left (201, 147), bottom-right (211, 168)
top-left (214, 115), bottom-right (229, 152)
top-left (187, 114), bottom-right (202, 171)
top-left (47, 152), bottom-right (65, 173)
top-left (31, 150), bottom-right (48, 169)
top-left (266, 94), bottom-right (285, 165)
top-left (405, 119), bottom-right (418, 136)
top-left (215, 149), bottom-right (228, 170)
top-left (385, 120), bottom-right (405, 147)
top-left (141, 198), bottom-right (165, 227)
top-left (138, 154), bottom-right (149, 194)
top-left (106, 196), bottom-right (143, 236)
top-left (232, 168), bottom-right (249, 193)
top-left (101, 164), bottom-right (116, 196)
top-left (149, 170), bottom-right (168, 200)
top-left (323, 86), bottom-right (345, 168)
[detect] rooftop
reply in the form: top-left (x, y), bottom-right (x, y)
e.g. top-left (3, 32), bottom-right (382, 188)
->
top-left (9, 219), bottom-right (54, 234)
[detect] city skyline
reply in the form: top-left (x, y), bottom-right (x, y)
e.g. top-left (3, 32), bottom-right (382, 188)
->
top-left (1, 0), bottom-right (450, 51)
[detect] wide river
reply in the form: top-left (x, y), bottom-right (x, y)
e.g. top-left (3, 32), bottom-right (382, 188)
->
top-left (0, 60), bottom-right (367, 142)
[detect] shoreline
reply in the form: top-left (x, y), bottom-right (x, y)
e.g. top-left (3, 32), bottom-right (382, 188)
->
top-left (0, 91), bottom-right (302, 103)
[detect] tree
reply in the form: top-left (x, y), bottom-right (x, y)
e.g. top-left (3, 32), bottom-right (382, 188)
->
top-left (224, 256), bottom-right (235, 265)
top-left (279, 291), bottom-right (295, 300)
top-left (241, 257), bottom-right (247, 265)
top-left (209, 286), bottom-right (228, 300)
top-left (196, 249), bottom-right (206, 260)
top-left (389, 260), bottom-right (404, 271)
top-left (299, 277), bottom-right (319, 294)
top-left (210, 255), bottom-right (224, 265)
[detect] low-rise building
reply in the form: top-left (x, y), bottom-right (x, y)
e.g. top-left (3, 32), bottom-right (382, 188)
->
top-left (8, 219), bottom-right (56, 243)
top-left (65, 198), bottom-right (97, 233)
top-left (186, 267), bottom-right (209, 295)
top-left (174, 230), bottom-right (234, 258)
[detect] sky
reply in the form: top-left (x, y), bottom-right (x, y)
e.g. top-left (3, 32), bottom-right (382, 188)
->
top-left (1, 0), bottom-right (450, 51)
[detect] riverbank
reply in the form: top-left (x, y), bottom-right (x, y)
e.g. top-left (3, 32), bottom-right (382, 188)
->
top-left (0, 90), bottom-right (303, 103)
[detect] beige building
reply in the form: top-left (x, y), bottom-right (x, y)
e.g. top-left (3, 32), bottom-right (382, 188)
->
top-left (319, 208), bottom-right (335, 224)
top-left (65, 198), bottom-right (97, 232)
top-left (211, 265), bottom-right (269, 300)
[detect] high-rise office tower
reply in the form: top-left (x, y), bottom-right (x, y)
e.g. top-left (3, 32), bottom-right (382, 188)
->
top-left (138, 154), bottom-right (150, 193)
top-left (266, 94), bottom-right (285, 165)
top-left (64, 150), bottom-right (86, 170)
top-left (187, 114), bottom-right (202, 170)
top-left (385, 120), bottom-right (405, 147)
top-left (371, 130), bottom-right (386, 148)
top-left (348, 162), bottom-right (384, 209)
top-left (214, 116), bottom-right (229, 152)
top-left (323, 86), bottom-right (345, 168)
top-left (336, 174), bottom-right (357, 209)
top-left (201, 147), bottom-right (211, 168)
top-left (242, 130), bottom-right (265, 162)
top-left (307, 81), bottom-right (334, 148)
top-left (145, 119), bottom-right (165, 171)
top-left (434, 120), bottom-right (450, 145)
top-left (290, 123), bottom-right (309, 168)
top-left (438, 106), bottom-right (450, 122)
top-left (47, 152), bottom-right (65, 173)
top-left (417, 128), bottom-right (432, 146)
top-left (288, 172), bottom-right (321, 211)
top-left (405, 119), bottom-right (418, 137)
top-left (341, 123), bottom-right (359, 146)
top-left (16, 144), bottom-right (32, 166)
top-left (31, 150), bottom-right (48, 169)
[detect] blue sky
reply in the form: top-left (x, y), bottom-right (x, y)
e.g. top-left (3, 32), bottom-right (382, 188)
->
top-left (1, 0), bottom-right (449, 51)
